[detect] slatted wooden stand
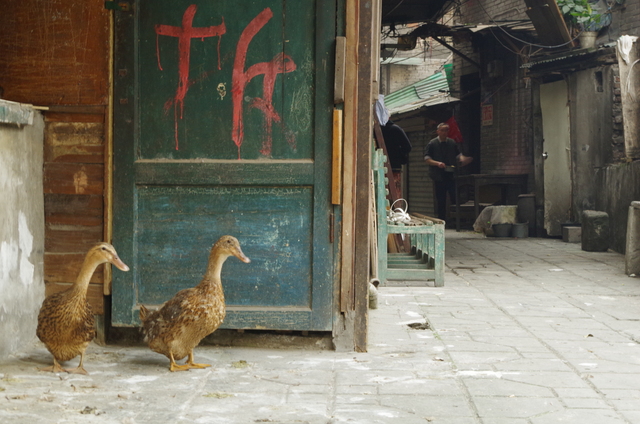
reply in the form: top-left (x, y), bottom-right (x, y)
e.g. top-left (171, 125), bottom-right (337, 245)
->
top-left (373, 149), bottom-right (445, 286)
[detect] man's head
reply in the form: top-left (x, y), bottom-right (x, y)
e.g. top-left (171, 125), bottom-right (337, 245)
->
top-left (436, 123), bottom-right (450, 140)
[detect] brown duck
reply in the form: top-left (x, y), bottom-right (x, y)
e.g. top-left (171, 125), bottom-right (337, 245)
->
top-left (37, 243), bottom-right (129, 374)
top-left (139, 235), bottom-right (250, 372)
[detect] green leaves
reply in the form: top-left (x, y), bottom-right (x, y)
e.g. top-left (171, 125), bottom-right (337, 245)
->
top-left (557, 0), bottom-right (600, 26)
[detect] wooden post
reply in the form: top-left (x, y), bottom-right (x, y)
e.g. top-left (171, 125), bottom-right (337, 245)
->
top-left (353, 0), bottom-right (374, 353)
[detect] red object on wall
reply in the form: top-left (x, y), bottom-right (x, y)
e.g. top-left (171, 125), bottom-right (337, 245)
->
top-left (446, 116), bottom-right (463, 143)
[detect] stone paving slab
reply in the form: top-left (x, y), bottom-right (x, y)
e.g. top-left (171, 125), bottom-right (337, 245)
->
top-left (1, 230), bottom-right (639, 423)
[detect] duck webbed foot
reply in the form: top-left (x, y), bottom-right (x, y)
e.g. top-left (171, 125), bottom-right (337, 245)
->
top-left (168, 352), bottom-right (191, 372)
top-left (168, 351), bottom-right (211, 372)
top-left (39, 358), bottom-right (67, 374)
top-left (66, 352), bottom-right (90, 375)
top-left (186, 351), bottom-right (211, 369)
top-left (66, 365), bottom-right (89, 375)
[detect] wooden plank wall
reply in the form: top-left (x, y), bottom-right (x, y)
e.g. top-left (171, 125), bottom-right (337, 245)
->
top-left (43, 111), bottom-right (108, 314)
top-left (0, 1), bottom-right (111, 314)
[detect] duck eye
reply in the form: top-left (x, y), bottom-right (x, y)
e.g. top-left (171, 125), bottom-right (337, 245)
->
top-left (101, 246), bottom-right (107, 251)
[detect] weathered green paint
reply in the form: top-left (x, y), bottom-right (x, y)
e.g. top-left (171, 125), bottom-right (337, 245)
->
top-left (113, 1), bottom-right (336, 330)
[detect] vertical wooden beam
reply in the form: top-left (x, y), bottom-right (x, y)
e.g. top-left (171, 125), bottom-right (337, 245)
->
top-left (104, 8), bottom-right (115, 296)
top-left (371, 0), bottom-right (381, 97)
top-left (353, 0), bottom-right (375, 352)
top-left (340, 0), bottom-right (359, 315)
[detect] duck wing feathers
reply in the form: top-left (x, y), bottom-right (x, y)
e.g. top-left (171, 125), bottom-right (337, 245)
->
top-left (36, 291), bottom-right (96, 362)
top-left (140, 284), bottom-right (225, 361)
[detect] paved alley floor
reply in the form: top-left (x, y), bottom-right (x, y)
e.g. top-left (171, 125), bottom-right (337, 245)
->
top-left (1, 230), bottom-right (639, 423)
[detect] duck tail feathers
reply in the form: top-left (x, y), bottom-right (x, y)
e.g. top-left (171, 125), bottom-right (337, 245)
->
top-left (139, 305), bottom-right (149, 322)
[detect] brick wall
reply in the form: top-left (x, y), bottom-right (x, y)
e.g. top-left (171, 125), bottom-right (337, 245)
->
top-left (615, 1), bottom-right (640, 37)
top-left (480, 55), bottom-right (533, 176)
top-left (452, 0), bottom-right (534, 180)
top-left (456, 0), bottom-right (529, 23)
top-left (611, 65), bottom-right (625, 162)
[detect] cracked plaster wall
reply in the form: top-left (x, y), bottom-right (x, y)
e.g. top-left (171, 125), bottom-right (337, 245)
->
top-left (0, 104), bottom-right (45, 359)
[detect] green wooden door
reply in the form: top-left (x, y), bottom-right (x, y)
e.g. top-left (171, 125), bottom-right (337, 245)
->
top-left (112, 1), bottom-right (336, 330)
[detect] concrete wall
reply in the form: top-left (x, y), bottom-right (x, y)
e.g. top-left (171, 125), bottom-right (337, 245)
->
top-left (597, 161), bottom-right (640, 253)
top-left (0, 102), bottom-right (45, 359)
top-left (596, 2), bottom-right (640, 253)
top-left (567, 63), bottom-right (638, 254)
top-left (569, 67), bottom-right (614, 221)
top-left (381, 58), bottom-right (449, 94)
top-left (380, 30), bottom-right (452, 94)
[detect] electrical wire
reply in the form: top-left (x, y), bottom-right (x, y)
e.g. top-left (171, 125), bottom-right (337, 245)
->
top-left (475, 0), bottom-right (586, 50)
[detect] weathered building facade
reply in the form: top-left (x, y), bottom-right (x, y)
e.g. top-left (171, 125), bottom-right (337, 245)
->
top-left (442, 0), bottom-right (639, 251)
top-left (0, 0), bottom-right (398, 357)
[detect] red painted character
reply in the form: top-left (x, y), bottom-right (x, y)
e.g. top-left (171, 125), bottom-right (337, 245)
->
top-left (156, 4), bottom-right (226, 150)
top-left (231, 8), bottom-right (296, 159)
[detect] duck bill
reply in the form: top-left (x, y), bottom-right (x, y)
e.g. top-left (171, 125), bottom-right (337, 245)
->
top-left (112, 257), bottom-right (130, 272)
top-left (234, 248), bottom-right (251, 264)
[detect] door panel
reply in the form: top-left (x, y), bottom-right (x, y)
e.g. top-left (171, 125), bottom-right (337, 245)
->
top-left (113, 1), bottom-right (335, 330)
top-left (540, 80), bottom-right (571, 236)
top-left (136, 185), bottom-right (313, 307)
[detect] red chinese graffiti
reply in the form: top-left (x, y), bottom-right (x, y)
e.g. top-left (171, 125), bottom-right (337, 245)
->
top-left (231, 8), bottom-right (297, 159)
top-left (156, 4), bottom-right (226, 150)
top-left (155, 6), bottom-right (297, 158)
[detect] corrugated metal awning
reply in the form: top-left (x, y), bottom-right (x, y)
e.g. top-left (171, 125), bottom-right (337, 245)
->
top-left (385, 64), bottom-right (458, 115)
top-left (388, 93), bottom-right (460, 116)
top-left (522, 42), bottom-right (616, 69)
top-left (381, 57), bottom-right (436, 66)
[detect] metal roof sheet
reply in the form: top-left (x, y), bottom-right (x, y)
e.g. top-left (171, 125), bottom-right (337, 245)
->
top-left (384, 63), bottom-right (454, 113)
top-left (388, 92), bottom-right (460, 116)
top-left (522, 42), bottom-right (616, 68)
top-left (380, 57), bottom-right (434, 66)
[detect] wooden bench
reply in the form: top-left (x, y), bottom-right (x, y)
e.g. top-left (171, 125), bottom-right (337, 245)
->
top-left (373, 149), bottom-right (445, 286)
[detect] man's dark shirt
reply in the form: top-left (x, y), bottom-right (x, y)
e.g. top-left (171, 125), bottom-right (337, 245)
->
top-left (424, 137), bottom-right (460, 182)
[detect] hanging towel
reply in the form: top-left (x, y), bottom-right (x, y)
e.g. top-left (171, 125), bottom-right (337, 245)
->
top-left (617, 35), bottom-right (638, 64)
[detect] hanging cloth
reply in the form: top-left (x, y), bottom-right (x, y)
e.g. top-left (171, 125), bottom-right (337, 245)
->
top-left (445, 116), bottom-right (463, 143)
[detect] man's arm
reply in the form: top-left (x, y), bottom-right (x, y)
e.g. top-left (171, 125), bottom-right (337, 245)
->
top-left (425, 157), bottom-right (446, 168)
top-left (457, 154), bottom-right (473, 166)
